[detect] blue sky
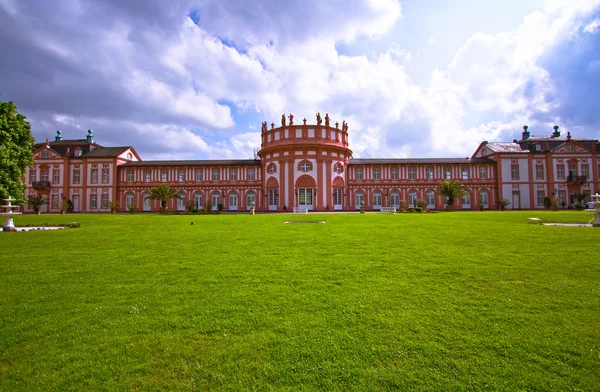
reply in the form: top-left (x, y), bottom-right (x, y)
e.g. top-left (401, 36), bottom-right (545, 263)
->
top-left (0, 0), bottom-right (598, 160)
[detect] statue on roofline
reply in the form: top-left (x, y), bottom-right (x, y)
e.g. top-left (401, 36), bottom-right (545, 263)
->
top-left (261, 121), bottom-right (267, 133)
top-left (288, 113), bottom-right (294, 126)
top-left (316, 112), bottom-right (322, 125)
top-left (281, 114), bottom-right (286, 127)
top-left (325, 113), bottom-right (330, 128)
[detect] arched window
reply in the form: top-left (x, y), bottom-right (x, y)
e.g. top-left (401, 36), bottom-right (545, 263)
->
top-left (177, 192), bottom-right (186, 211)
top-left (355, 191), bottom-right (364, 210)
top-left (462, 190), bottom-right (471, 209)
top-left (408, 190), bottom-right (417, 208)
top-left (194, 192), bottom-right (203, 210)
top-left (426, 190), bottom-right (435, 209)
top-left (125, 193), bottom-right (135, 210)
top-left (229, 192), bottom-right (238, 211)
top-left (246, 192), bottom-right (256, 210)
top-left (373, 191), bottom-right (382, 209)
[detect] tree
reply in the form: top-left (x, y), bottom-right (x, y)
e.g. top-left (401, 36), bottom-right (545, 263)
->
top-left (0, 100), bottom-right (35, 202)
top-left (145, 184), bottom-right (181, 213)
top-left (438, 180), bottom-right (467, 206)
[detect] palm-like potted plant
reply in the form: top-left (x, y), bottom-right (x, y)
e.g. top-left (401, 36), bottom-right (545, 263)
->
top-left (145, 184), bottom-right (181, 213)
top-left (438, 180), bottom-right (467, 211)
top-left (27, 195), bottom-right (46, 215)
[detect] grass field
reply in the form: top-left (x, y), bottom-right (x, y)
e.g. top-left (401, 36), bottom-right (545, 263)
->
top-left (1, 211), bottom-right (599, 391)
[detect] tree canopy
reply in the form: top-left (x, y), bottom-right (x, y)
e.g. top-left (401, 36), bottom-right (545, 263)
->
top-left (145, 184), bottom-right (181, 212)
top-left (0, 100), bottom-right (35, 202)
top-left (438, 180), bottom-right (467, 206)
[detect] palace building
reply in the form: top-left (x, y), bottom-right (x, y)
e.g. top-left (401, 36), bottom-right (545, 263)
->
top-left (23, 116), bottom-right (599, 213)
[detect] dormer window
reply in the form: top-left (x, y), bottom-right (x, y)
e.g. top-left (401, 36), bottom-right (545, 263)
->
top-left (567, 145), bottom-right (574, 152)
top-left (535, 144), bottom-right (541, 152)
top-left (74, 148), bottom-right (82, 157)
top-left (41, 151), bottom-right (49, 158)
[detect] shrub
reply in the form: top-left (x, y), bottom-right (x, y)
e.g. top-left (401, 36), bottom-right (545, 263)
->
top-left (407, 208), bottom-right (416, 213)
top-left (217, 203), bottom-right (224, 212)
top-left (127, 202), bottom-right (136, 212)
top-left (414, 207), bottom-right (423, 213)
top-left (543, 196), bottom-right (552, 209)
top-left (415, 199), bottom-right (427, 209)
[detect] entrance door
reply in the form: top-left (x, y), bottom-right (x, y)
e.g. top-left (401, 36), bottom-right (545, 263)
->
top-left (355, 192), bottom-right (364, 210)
top-left (298, 188), bottom-right (313, 210)
top-left (73, 195), bottom-right (79, 212)
top-left (268, 189), bottom-right (278, 211)
top-left (333, 188), bottom-right (343, 210)
top-left (143, 194), bottom-right (151, 211)
top-left (512, 191), bottom-right (520, 209)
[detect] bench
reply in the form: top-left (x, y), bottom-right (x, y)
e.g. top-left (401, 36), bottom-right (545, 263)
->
top-left (379, 207), bottom-right (396, 214)
top-left (293, 207), bottom-right (309, 214)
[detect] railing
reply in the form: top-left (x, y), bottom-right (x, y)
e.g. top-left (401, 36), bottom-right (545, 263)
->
top-left (32, 181), bottom-right (51, 188)
top-left (567, 175), bottom-right (587, 182)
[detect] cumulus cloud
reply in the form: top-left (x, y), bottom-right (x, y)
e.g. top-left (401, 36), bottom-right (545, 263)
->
top-left (0, 0), bottom-right (599, 162)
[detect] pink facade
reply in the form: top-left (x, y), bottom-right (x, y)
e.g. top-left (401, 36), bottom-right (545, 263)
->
top-left (24, 123), bottom-right (600, 213)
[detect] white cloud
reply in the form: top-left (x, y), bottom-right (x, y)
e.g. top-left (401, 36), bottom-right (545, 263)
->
top-left (584, 17), bottom-right (600, 33)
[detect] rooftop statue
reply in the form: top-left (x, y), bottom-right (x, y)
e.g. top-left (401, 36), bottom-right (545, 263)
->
top-left (325, 113), bottom-right (330, 128)
top-left (316, 112), bottom-right (322, 125)
top-left (261, 121), bottom-right (267, 133)
top-left (288, 113), bottom-right (294, 126)
top-left (281, 114), bottom-right (286, 127)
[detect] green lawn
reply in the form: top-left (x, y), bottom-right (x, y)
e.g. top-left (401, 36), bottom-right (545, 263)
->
top-left (1, 211), bottom-right (599, 391)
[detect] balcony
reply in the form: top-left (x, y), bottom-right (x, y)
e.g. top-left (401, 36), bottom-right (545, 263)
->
top-left (567, 175), bottom-right (587, 183)
top-left (32, 181), bottom-right (51, 188)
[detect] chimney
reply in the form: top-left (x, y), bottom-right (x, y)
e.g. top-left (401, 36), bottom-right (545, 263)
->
top-left (522, 125), bottom-right (530, 140)
top-left (86, 129), bottom-right (94, 144)
top-left (55, 130), bottom-right (62, 141)
top-left (551, 125), bottom-right (560, 138)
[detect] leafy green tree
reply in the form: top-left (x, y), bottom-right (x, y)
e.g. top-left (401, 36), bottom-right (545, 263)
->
top-left (145, 184), bottom-right (181, 213)
top-left (0, 100), bottom-right (35, 202)
top-left (438, 180), bottom-right (467, 206)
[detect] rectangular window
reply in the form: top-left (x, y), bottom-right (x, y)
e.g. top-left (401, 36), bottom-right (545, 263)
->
top-left (101, 194), bottom-right (109, 209)
top-left (582, 164), bottom-right (589, 179)
top-left (373, 168), bottom-right (381, 180)
top-left (90, 195), bottom-right (97, 209)
top-left (536, 165), bottom-right (544, 180)
top-left (409, 168), bottom-right (416, 180)
top-left (73, 170), bottom-right (80, 184)
top-left (537, 191), bottom-right (545, 206)
top-left (558, 190), bottom-right (566, 207)
top-left (178, 170), bottom-right (185, 182)
top-left (29, 169), bottom-right (35, 184)
top-left (355, 168), bottom-right (362, 180)
top-left (195, 169), bottom-right (203, 182)
top-left (213, 169), bottom-right (220, 181)
top-left (333, 188), bottom-right (343, 206)
top-left (162, 170), bottom-right (168, 182)
top-left (52, 169), bottom-right (60, 184)
top-left (426, 168), bottom-right (433, 180)
top-left (144, 170), bottom-right (151, 182)
top-left (511, 165), bottom-right (519, 180)
top-left (462, 168), bottom-right (468, 180)
top-left (41, 171), bottom-right (49, 182)
top-left (51, 195), bottom-right (59, 209)
top-left (480, 167), bottom-right (487, 179)
top-left (248, 169), bottom-right (255, 181)
top-left (569, 164), bottom-right (577, 177)
top-left (127, 170), bottom-right (133, 182)
top-left (391, 167), bottom-right (398, 180)
top-left (556, 165), bottom-right (565, 179)
top-left (91, 169), bottom-right (98, 184)
top-left (230, 169), bottom-right (237, 181)
top-left (102, 169), bottom-right (110, 183)
top-left (445, 168), bottom-right (451, 180)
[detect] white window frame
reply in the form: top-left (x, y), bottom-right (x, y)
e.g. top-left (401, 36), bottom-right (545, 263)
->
top-left (373, 168), bottom-right (381, 180)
